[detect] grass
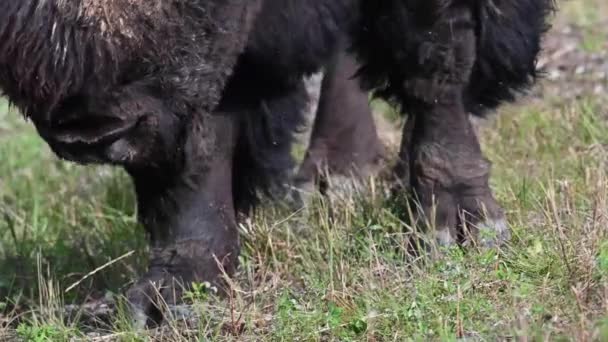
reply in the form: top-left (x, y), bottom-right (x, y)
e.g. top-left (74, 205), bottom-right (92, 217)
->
top-left (3, 91), bottom-right (608, 342)
top-left (2, 2), bottom-right (608, 341)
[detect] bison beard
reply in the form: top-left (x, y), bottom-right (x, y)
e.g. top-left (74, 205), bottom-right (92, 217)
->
top-left (0, 0), bottom-right (554, 326)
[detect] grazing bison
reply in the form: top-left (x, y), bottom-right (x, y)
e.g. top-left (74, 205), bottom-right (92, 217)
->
top-left (0, 0), bottom-right (554, 323)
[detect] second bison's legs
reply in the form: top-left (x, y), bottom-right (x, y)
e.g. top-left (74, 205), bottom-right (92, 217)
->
top-left (294, 49), bottom-right (384, 199)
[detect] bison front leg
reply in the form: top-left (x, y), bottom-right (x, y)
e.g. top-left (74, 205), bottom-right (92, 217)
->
top-left (125, 113), bottom-right (240, 326)
top-left (405, 98), bottom-right (508, 247)
top-left (37, 85), bottom-right (241, 325)
top-left (398, 6), bottom-right (508, 248)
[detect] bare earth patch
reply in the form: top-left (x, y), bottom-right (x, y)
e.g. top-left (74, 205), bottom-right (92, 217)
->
top-left (536, 20), bottom-right (608, 102)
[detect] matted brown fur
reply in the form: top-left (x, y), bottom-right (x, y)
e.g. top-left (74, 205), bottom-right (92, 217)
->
top-left (57, 0), bottom-right (189, 52)
top-left (0, 0), bottom-right (261, 123)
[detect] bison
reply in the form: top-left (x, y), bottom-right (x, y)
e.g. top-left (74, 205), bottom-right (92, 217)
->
top-left (0, 0), bottom-right (554, 324)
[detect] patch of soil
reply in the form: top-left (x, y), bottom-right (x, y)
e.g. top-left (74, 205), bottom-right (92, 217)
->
top-left (535, 21), bottom-right (608, 102)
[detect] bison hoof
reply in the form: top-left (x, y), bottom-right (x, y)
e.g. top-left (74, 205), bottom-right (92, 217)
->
top-left (410, 187), bottom-right (510, 249)
top-left (284, 179), bottom-right (316, 212)
top-left (126, 242), bottom-right (236, 329)
top-left (476, 217), bottom-right (511, 248)
top-left (458, 191), bottom-right (510, 248)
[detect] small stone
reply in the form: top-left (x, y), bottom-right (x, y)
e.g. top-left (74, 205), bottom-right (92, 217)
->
top-left (575, 65), bottom-right (586, 75)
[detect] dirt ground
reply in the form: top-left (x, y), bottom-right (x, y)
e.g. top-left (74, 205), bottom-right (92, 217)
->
top-left (536, 20), bottom-right (608, 102)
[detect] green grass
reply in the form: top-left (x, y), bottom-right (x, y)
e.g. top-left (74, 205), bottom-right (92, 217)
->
top-left (2, 93), bottom-right (608, 341)
top-left (0, 99), bottom-right (146, 305)
top-left (2, 2), bottom-right (608, 340)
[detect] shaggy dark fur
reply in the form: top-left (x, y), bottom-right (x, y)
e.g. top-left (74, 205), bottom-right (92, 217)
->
top-left (0, 1), bottom-right (256, 118)
top-left (0, 0), bottom-right (555, 325)
top-left (353, 0), bottom-right (554, 116)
